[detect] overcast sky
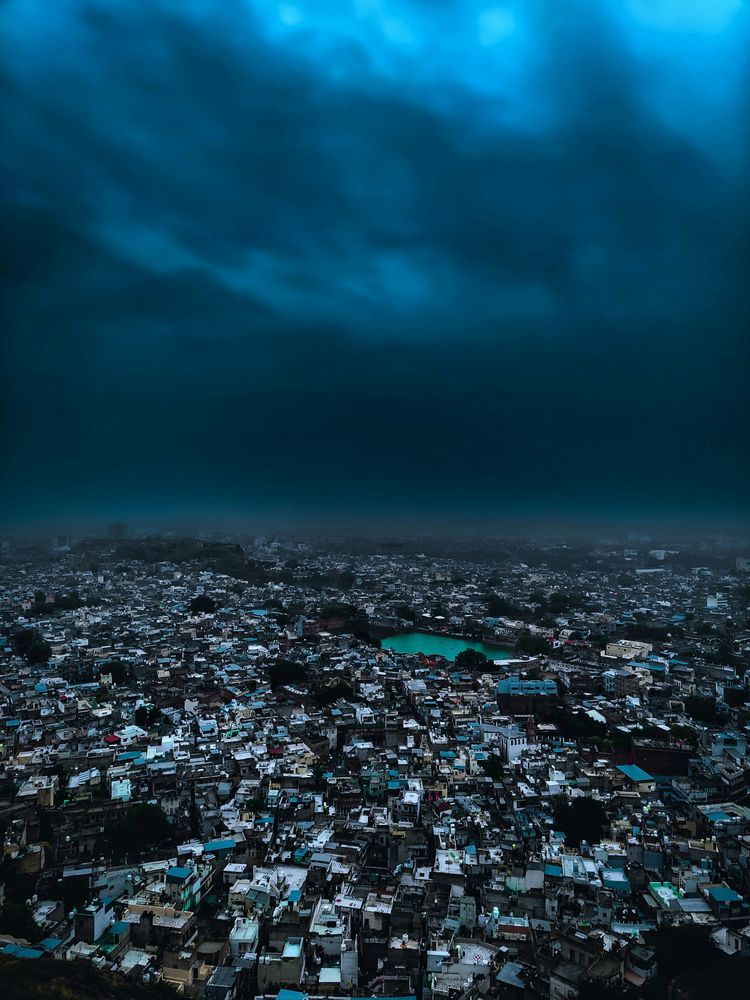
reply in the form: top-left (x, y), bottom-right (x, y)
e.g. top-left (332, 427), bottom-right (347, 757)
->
top-left (1, 0), bottom-right (749, 527)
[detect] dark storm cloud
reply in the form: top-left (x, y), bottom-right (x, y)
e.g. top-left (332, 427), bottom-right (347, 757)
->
top-left (1, 0), bottom-right (749, 523)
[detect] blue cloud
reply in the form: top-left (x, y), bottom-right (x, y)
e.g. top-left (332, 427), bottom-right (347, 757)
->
top-left (0, 0), bottom-right (748, 522)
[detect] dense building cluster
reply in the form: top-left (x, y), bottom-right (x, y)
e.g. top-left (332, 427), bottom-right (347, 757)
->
top-left (1, 532), bottom-right (749, 999)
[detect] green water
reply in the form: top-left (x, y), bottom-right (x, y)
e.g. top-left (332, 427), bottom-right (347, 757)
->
top-left (380, 631), bottom-right (511, 661)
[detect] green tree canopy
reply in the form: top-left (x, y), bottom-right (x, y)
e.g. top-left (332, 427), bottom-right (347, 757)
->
top-left (190, 594), bottom-right (216, 614)
top-left (134, 705), bottom-right (161, 728)
top-left (26, 638), bottom-right (52, 664)
top-left (319, 602), bottom-right (357, 619)
top-left (102, 659), bottom-right (129, 684)
top-left (516, 631), bottom-right (551, 655)
top-left (269, 659), bottom-right (307, 690)
top-left (641, 925), bottom-right (750, 1000)
top-left (107, 803), bottom-right (174, 859)
top-left (10, 627), bottom-right (51, 663)
top-left (0, 901), bottom-right (43, 943)
top-left (395, 604), bottom-right (417, 621)
top-left (486, 594), bottom-right (525, 618)
top-left (478, 755), bottom-right (504, 781)
top-left (312, 681), bottom-right (354, 706)
top-left (553, 796), bottom-right (608, 847)
top-left (684, 695), bottom-right (722, 726)
top-left (454, 648), bottom-right (488, 671)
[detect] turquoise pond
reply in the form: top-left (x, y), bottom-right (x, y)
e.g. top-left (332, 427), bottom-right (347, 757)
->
top-left (379, 631), bottom-right (511, 661)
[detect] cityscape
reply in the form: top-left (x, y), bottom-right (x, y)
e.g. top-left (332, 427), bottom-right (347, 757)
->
top-left (0, 529), bottom-right (750, 999)
top-left (2, 1), bottom-right (749, 998)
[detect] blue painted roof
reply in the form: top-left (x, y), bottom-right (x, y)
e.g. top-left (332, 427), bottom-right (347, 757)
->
top-left (1, 944), bottom-right (43, 958)
top-left (167, 866), bottom-right (192, 881)
top-left (277, 991), bottom-right (307, 1000)
top-left (497, 678), bottom-right (556, 695)
top-left (708, 886), bottom-right (742, 902)
top-left (617, 764), bottom-right (653, 782)
top-left (705, 810), bottom-right (732, 823)
top-left (203, 838), bottom-right (236, 853)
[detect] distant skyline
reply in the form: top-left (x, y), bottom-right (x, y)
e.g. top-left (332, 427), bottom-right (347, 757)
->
top-left (2, 1), bottom-right (749, 526)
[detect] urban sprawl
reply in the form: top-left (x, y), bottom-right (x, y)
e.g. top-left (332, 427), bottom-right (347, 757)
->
top-left (1, 533), bottom-right (750, 999)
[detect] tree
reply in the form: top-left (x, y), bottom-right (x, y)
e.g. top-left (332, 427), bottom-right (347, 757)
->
top-left (549, 708), bottom-right (606, 741)
top-left (26, 638), bottom-right (52, 664)
top-left (670, 724), bottom-right (700, 746)
top-left (269, 659), bottom-right (306, 690)
top-left (684, 695), bottom-right (722, 726)
top-left (59, 875), bottom-right (90, 914)
top-left (588, 632), bottom-right (608, 650)
top-left (478, 755), bottom-right (504, 781)
top-left (722, 687), bottom-right (749, 708)
top-left (486, 594), bottom-right (524, 618)
top-left (10, 627), bottom-right (51, 663)
top-left (56, 591), bottom-right (84, 610)
top-left (190, 594), bottom-right (216, 614)
top-left (0, 858), bottom-right (37, 906)
top-left (395, 604), bottom-right (417, 622)
top-left (0, 901), bottom-right (42, 943)
top-left (642, 925), bottom-right (750, 1000)
top-left (134, 705), bottom-right (161, 728)
top-left (626, 622), bottom-right (674, 642)
top-left (107, 803), bottom-right (174, 859)
top-left (455, 648), bottom-right (488, 671)
top-left (312, 681), bottom-right (353, 706)
top-left (320, 602), bottom-right (357, 619)
top-left (103, 660), bottom-right (129, 684)
top-left (553, 797), bottom-right (608, 847)
top-left (0, 777), bottom-right (17, 800)
top-left (516, 631), bottom-right (551, 655)
top-left (579, 981), bottom-right (622, 1000)
top-left (0, 953), bottom-right (179, 999)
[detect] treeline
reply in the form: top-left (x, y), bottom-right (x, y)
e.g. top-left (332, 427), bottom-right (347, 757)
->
top-left (268, 658), bottom-right (353, 705)
top-left (6, 627), bottom-right (52, 664)
top-left (111, 538), bottom-right (359, 592)
top-left (0, 955), bottom-right (176, 999)
top-left (21, 590), bottom-right (86, 616)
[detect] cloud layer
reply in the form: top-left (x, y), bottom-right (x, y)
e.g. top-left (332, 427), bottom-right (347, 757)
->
top-left (1, 1), bottom-right (749, 523)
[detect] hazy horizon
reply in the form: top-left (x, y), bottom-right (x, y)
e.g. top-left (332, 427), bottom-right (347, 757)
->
top-left (3, 508), bottom-right (749, 547)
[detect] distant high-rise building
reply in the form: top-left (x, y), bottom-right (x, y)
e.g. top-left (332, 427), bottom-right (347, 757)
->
top-left (706, 592), bottom-right (729, 612)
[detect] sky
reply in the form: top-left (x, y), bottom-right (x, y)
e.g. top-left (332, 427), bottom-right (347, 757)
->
top-left (1, 0), bottom-right (749, 528)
